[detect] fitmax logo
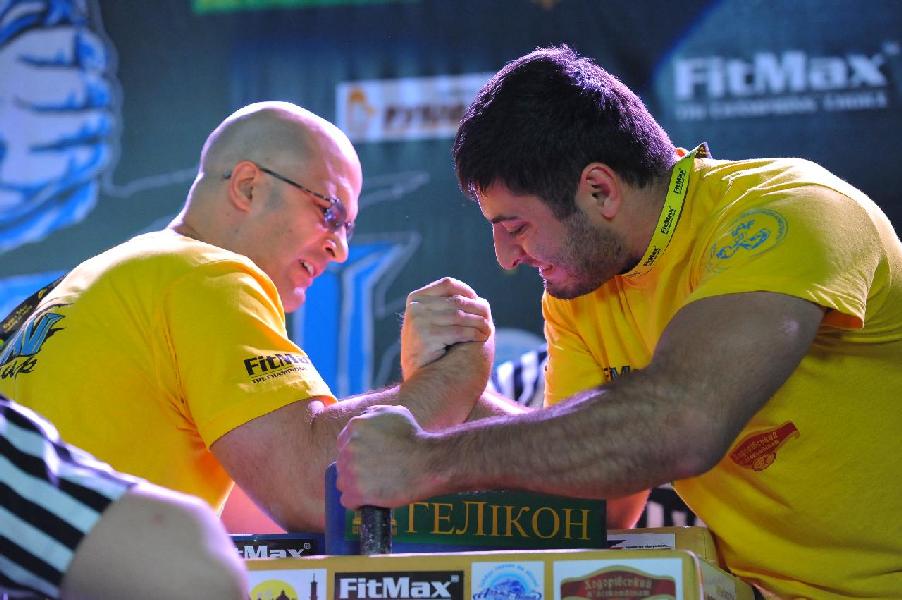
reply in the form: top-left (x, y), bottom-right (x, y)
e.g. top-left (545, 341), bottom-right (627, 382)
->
top-left (243, 352), bottom-right (311, 376)
top-left (237, 544), bottom-right (309, 559)
top-left (336, 572), bottom-right (462, 600)
top-left (675, 49), bottom-right (891, 100)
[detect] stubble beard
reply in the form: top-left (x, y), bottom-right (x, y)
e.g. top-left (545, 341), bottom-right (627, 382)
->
top-left (543, 213), bottom-right (635, 300)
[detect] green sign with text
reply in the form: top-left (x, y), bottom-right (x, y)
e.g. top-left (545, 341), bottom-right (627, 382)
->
top-left (344, 490), bottom-right (606, 550)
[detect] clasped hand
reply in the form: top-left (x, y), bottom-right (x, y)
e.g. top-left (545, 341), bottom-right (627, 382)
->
top-left (400, 277), bottom-right (494, 379)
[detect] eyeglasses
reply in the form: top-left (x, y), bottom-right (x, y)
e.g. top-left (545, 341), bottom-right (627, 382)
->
top-left (225, 163), bottom-right (354, 239)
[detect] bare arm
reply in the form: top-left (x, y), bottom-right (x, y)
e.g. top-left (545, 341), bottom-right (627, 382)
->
top-left (466, 388), bottom-right (530, 421)
top-left (474, 375), bottom-right (642, 527)
top-left (61, 482), bottom-right (247, 600)
top-left (336, 292), bottom-right (825, 508)
top-left (220, 483), bottom-right (284, 534)
top-left (400, 278), bottom-right (525, 423)
top-left (212, 278), bottom-right (495, 532)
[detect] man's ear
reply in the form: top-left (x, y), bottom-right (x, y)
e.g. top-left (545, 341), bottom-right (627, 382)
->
top-left (226, 161), bottom-right (259, 212)
top-left (578, 162), bottom-right (621, 220)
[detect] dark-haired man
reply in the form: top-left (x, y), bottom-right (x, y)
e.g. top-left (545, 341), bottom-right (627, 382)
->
top-left (337, 46), bottom-right (902, 597)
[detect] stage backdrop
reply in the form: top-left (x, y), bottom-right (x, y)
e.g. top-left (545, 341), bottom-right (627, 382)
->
top-left (2, 0), bottom-right (900, 395)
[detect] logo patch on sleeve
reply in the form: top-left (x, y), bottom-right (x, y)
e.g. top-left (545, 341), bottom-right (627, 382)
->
top-left (243, 352), bottom-right (312, 384)
top-left (0, 308), bottom-right (65, 380)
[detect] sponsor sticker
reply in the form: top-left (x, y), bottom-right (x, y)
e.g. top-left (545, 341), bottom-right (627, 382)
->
top-left (554, 559), bottom-right (683, 600)
top-left (472, 562), bottom-right (544, 600)
top-left (561, 568), bottom-right (676, 600)
top-left (233, 533), bottom-right (319, 559)
top-left (335, 571), bottom-right (463, 600)
top-left (248, 568), bottom-right (327, 600)
top-left (697, 561), bottom-right (737, 600)
top-left (605, 533), bottom-right (677, 552)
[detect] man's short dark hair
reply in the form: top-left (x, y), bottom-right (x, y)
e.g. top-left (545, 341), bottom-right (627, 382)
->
top-left (453, 45), bottom-right (675, 218)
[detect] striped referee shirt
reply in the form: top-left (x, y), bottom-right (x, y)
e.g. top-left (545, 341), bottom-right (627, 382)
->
top-left (489, 346), bottom-right (548, 408)
top-left (1, 396), bottom-right (136, 598)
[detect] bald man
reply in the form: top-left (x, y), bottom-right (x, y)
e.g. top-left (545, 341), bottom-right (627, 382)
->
top-left (0, 102), bottom-right (510, 533)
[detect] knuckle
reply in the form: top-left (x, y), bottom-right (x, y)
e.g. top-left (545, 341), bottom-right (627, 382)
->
top-left (435, 277), bottom-right (454, 290)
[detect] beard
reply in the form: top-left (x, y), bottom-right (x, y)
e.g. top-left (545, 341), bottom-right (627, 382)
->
top-left (543, 212), bottom-right (637, 300)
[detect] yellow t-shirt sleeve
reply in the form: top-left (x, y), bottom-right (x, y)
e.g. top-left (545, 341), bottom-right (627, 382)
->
top-left (162, 259), bottom-right (335, 446)
top-left (687, 185), bottom-right (881, 329)
top-left (542, 295), bottom-right (607, 407)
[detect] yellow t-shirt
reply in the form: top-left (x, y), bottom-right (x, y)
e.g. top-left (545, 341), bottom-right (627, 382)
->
top-left (543, 153), bottom-right (902, 597)
top-left (0, 230), bottom-right (334, 510)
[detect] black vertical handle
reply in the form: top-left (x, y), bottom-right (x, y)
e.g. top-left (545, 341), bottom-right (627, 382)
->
top-left (359, 505), bottom-right (392, 555)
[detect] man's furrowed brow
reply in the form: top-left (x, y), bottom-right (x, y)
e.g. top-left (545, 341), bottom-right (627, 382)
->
top-left (489, 214), bottom-right (520, 224)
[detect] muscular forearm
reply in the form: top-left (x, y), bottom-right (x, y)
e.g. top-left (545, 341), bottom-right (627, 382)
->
top-left (401, 341), bottom-right (491, 429)
top-left (422, 372), bottom-right (713, 501)
top-left (312, 341), bottom-right (488, 447)
top-left (338, 292), bottom-right (826, 511)
top-left (217, 343), bottom-right (491, 533)
top-left (333, 371), bottom-right (703, 511)
top-left (299, 342), bottom-right (489, 517)
top-left (233, 284), bottom-right (496, 533)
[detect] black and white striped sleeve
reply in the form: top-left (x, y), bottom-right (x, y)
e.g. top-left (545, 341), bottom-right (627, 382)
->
top-left (0, 396), bottom-right (138, 599)
top-left (489, 346), bottom-right (549, 408)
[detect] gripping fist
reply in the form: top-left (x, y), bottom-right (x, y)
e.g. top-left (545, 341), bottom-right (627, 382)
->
top-left (337, 405), bottom-right (434, 509)
top-left (400, 277), bottom-right (494, 379)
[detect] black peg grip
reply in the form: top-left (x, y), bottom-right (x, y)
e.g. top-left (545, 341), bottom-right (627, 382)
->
top-left (359, 505), bottom-right (392, 555)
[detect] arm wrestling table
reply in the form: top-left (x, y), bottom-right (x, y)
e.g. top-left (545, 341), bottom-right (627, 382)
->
top-left (234, 464), bottom-right (757, 600)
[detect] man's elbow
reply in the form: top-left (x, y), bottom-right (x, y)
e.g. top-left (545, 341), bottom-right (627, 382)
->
top-left (665, 413), bottom-right (733, 481)
top-left (670, 446), bottom-right (720, 481)
top-left (269, 493), bottom-right (326, 533)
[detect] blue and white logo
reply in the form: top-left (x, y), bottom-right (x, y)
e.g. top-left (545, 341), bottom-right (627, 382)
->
top-left (472, 562), bottom-right (544, 600)
top-left (707, 208), bottom-right (787, 272)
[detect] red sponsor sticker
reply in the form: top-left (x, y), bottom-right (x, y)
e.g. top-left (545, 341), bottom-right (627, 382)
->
top-left (729, 421), bottom-right (799, 471)
top-left (560, 567), bottom-right (676, 600)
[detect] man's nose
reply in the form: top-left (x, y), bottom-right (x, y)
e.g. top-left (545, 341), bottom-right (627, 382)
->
top-left (493, 227), bottom-right (524, 270)
top-left (325, 229), bottom-right (349, 263)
